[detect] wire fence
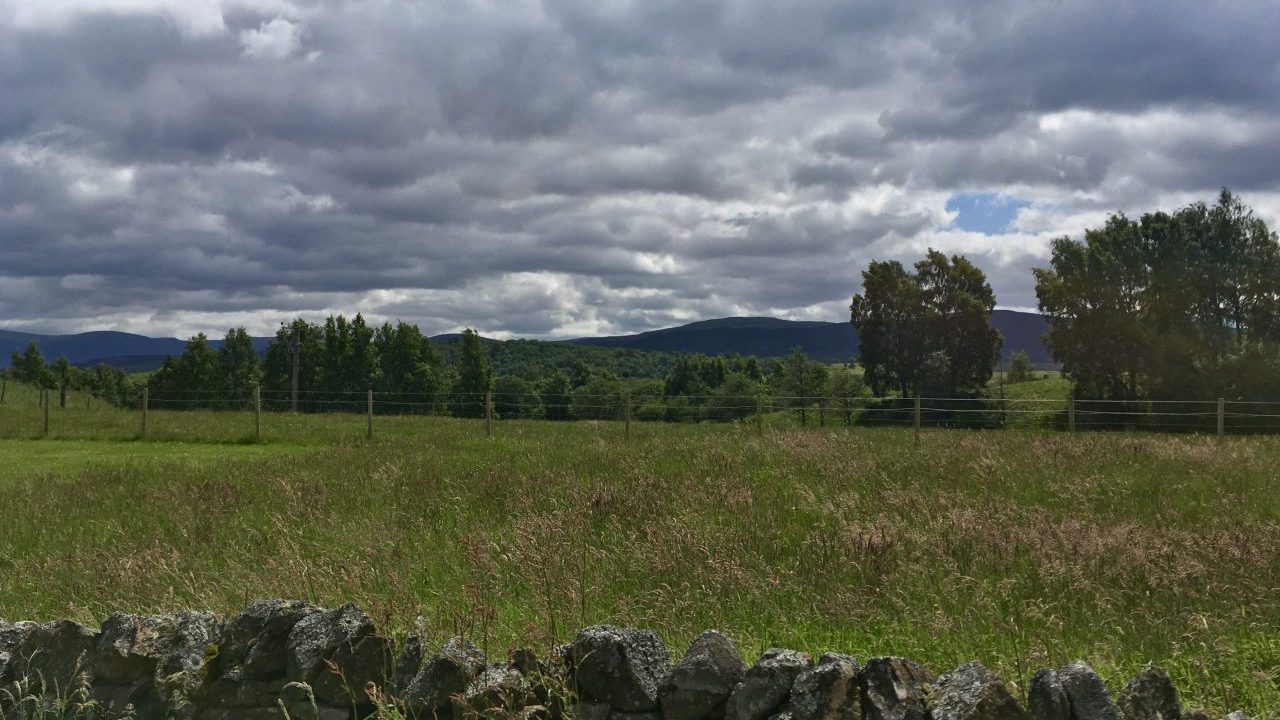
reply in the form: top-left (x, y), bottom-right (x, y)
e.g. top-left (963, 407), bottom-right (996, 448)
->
top-left (8, 382), bottom-right (1280, 439)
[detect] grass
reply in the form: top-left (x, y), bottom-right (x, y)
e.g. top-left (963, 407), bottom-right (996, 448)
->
top-left (1, 383), bottom-right (1279, 715)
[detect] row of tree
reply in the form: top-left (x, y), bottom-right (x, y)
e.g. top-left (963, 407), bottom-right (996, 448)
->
top-left (7, 341), bottom-right (136, 407)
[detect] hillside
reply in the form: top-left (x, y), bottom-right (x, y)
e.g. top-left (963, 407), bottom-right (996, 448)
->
top-left (2, 310), bottom-right (1055, 371)
top-left (566, 310), bottom-right (1054, 366)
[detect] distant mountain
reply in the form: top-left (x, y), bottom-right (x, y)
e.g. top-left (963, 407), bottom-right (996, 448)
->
top-left (0, 329), bottom-right (271, 370)
top-left (565, 310), bottom-right (1055, 367)
top-left (1, 310), bottom-right (1055, 372)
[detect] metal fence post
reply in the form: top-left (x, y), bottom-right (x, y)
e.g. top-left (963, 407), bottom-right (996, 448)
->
top-left (1218, 397), bottom-right (1225, 438)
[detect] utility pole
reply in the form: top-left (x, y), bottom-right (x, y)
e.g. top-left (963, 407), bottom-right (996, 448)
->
top-left (289, 328), bottom-right (301, 414)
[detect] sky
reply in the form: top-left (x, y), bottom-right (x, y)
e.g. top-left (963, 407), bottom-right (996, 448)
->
top-left (1, 0), bottom-right (1279, 340)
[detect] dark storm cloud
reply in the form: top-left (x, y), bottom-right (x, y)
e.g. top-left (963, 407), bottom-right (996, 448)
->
top-left (1, 0), bottom-right (1278, 337)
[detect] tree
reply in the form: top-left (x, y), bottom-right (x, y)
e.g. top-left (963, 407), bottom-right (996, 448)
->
top-left (1034, 189), bottom-right (1280, 401)
top-left (52, 356), bottom-right (71, 407)
top-left (12, 341), bottom-right (45, 385)
top-left (571, 374), bottom-right (624, 421)
top-left (1008, 350), bottom-right (1033, 383)
top-left (851, 250), bottom-right (1001, 397)
top-left (220, 327), bottom-right (260, 395)
top-left (374, 321), bottom-right (443, 412)
top-left (493, 375), bottom-right (541, 419)
top-left (707, 372), bottom-right (762, 421)
top-left (827, 366), bottom-right (866, 426)
top-left (262, 319), bottom-right (326, 409)
top-left (779, 348), bottom-right (829, 425)
top-left (453, 329), bottom-right (492, 418)
top-left (541, 371), bottom-right (573, 421)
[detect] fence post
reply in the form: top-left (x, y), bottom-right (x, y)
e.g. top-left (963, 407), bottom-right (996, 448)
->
top-left (756, 396), bottom-right (764, 436)
top-left (1217, 397), bottom-right (1225, 438)
top-left (141, 387), bottom-right (149, 439)
top-left (1, 376), bottom-right (6, 404)
top-left (624, 393), bottom-right (631, 440)
top-left (485, 391), bottom-right (493, 438)
top-left (1068, 395), bottom-right (1076, 434)
top-left (367, 389), bottom-right (374, 439)
top-left (43, 389), bottom-right (50, 436)
top-left (254, 384), bottom-right (262, 440)
top-left (913, 396), bottom-right (921, 446)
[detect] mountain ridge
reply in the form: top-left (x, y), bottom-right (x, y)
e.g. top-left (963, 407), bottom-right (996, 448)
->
top-left (1, 310), bottom-right (1054, 370)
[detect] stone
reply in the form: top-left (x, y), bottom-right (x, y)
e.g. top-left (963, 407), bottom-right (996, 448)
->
top-left (572, 625), bottom-right (671, 712)
top-left (15, 619), bottom-right (99, 691)
top-left (786, 653), bottom-right (859, 720)
top-left (199, 677), bottom-right (289, 707)
top-left (523, 705), bottom-right (552, 720)
top-left (1027, 669), bottom-right (1070, 720)
top-left (459, 662), bottom-right (530, 715)
top-left (511, 648), bottom-right (540, 675)
top-left (1224, 714), bottom-right (1251, 720)
top-left (723, 649), bottom-right (812, 720)
top-left (1117, 665), bottom-right (1181, 720)
top-left (927, 662), bottom-right (1028, 720)
top-left (1180, 712), bottom-right (1208, 720)
top-left (404, 636), bottom-right (487, 713)
top-left (1057, 661), bottom-right (1122, 720)
top-left (396, 635), bottom-right (425, 692)
top-left (215, 599), bottom-right (320, 682)
top-left (0, 621), bottom-right (34, 683)
top-left (285, 603), bottom-right (389, 707)
top-left (859, 657), bottom-right (934, 720)
top-left (96, 610), bottom-right (223, 702)
top-left (575, 701), bottom-right (612, 720)
top-left (660, 630), bottom-right (747, 720)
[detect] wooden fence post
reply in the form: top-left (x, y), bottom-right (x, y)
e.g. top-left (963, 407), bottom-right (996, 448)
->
top-left (1217, 397), bottom-right (1225, 438)
top-left (254, 384), bottom-right (262, 440)
top-left (485, 391), bottom-right (493, 438)
top-left (1068, 395), bottom-right (1076, 434)
top-left (1, 376), bottom-right (6, 404)
top-left (367, 389), bottom-right (374, 439)
top-left (43, 389), bottom-right (50, 436)
top-left (756, 396), bottom-right (764, 436)
top-left (624, 393), bottom-right (631, 440)
top-left (141, 387), bottom-right (148, 438)
top-left (913, 396), bottom-right (921, 446)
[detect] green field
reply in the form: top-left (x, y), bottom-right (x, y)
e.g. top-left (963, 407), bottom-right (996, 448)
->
top-left (1, 382), bottom-right (1278, 715)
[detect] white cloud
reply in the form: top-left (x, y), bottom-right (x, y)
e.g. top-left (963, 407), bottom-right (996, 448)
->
top-left (238, 17), bottom-right (302, 59)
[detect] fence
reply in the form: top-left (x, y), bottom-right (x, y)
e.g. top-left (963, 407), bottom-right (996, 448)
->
top-left (7, 383), bottom-right (1280, 440)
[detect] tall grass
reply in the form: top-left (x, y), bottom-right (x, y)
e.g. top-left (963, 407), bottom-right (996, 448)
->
top-left (0, 387), bottom-right (1278, 714)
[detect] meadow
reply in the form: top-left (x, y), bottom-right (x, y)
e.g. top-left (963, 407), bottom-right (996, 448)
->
top-left (0, 380), bottom-right (1278, 715)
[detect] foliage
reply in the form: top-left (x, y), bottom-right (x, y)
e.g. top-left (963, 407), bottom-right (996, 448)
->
top-left (453, 329), bottom-right (493, 418)
top-left (1008, 350), bottom-right (1033, 383)
top-left (851, 250), bottom-right (1002, 397)
top-left (1035, 189), bottom-right (1280, 402)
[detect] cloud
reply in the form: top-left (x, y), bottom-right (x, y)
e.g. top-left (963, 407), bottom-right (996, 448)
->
top-left (1, 0), bottom-right (1278, 339)
top-left (238, 17), bottom-right (302, 59)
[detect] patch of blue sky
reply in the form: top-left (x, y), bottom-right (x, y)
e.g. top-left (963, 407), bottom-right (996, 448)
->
top-left (945, 193), bottom-right (1031, 234)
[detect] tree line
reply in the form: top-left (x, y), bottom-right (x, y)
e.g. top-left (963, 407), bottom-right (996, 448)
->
top-left (6, 341), bottom-right (136, 407)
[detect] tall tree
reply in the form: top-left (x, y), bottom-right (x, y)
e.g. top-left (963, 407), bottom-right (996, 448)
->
top-left (220, 327), bottom-right (261, 395)
top-left (851, 250), bottom-right (1001, 397)
top-left (13, 341), bottom-right (45, 385)
top-left (374, 321), bottom-right (443, 410)
top-left (453, 329), bottom-right (492, 418)
top-left (1035, 189), bottom-right (1280, 401)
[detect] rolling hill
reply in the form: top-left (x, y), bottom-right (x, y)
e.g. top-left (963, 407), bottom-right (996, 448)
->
top-left (2, 310), bottom-right (1054, 371)
top-left (565, 310), bottom-right (1054, 366)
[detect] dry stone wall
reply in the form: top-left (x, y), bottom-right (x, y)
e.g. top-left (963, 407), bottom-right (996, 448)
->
top-left (0, 600), bottom-right (1257, 720)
